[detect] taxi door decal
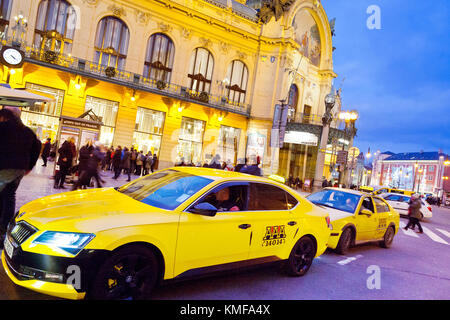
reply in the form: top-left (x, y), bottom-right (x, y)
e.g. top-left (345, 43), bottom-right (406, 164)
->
top-left (262, 225), bottom-right (286, 246)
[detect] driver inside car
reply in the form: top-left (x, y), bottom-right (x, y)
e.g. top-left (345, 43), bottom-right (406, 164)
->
top-left (213, 187), bottom-right (240, 212)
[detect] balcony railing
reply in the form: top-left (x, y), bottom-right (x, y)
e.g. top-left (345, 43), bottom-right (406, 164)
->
top-left (2, 38), bottom-right (251, 116)
top-left (289, 112), bottom-right (346, 130)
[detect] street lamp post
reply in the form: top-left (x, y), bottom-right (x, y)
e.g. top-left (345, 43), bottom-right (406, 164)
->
top-left (312, 89), bottom-right (336, 192)
top-left (338, 110), bottom-right (358, 187)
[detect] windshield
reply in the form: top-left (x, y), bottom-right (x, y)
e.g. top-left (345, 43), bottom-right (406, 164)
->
top-left (307, 189), bottom-right (361, 214)
top-left (117, 169), bottom-right (213, 210)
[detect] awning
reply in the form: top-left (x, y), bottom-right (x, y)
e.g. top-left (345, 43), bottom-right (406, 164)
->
top-left (0, 85), bottom-right (55, 107)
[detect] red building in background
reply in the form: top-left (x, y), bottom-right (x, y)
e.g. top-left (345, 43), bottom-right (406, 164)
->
top-left (372, 151), bottom-right (449, 197)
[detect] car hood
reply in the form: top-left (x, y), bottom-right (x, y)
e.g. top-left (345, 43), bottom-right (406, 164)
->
top-left (16, 188), bottom-right (180, 233)
top-left (315, 206), bottom-right (354, 222)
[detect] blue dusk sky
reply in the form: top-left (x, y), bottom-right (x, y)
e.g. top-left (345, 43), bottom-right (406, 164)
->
top-left (322, 0), bottom-right (450, 156)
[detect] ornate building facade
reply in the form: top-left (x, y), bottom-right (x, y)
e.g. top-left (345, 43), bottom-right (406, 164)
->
top-left (1, 0), bottom-right (347, 177)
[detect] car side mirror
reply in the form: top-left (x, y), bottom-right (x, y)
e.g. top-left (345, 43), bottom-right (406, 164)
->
top-left (360, 209), bottom-right (373, 216)
top-left (190, 202), bottom-right (218, 217)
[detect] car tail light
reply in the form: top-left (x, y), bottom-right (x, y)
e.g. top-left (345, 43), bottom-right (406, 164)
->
top-left (428, 206), bottom-right (432, 212)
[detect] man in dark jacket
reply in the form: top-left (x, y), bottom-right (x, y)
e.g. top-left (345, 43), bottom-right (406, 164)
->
top-left (54, 137), bottom-right (75, 189)
top-left (0, 107), bottom-right (41, 247)
top-left (41, 138), bottom-right (51, 167)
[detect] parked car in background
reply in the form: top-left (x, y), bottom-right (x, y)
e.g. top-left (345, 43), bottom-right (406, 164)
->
top-left (380, 193), bottom-right (432, 220)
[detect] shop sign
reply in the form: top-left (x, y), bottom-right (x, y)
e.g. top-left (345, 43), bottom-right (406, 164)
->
top-left (337, 150), bottom-right (349, 165)
top-left (283, 131), bottom-right (318, 146)
top-left (61, 118), bottom-right (101, 130)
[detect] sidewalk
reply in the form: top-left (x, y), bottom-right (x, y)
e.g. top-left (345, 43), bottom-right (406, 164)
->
top-left (15, 158), bottom-right (140, 211)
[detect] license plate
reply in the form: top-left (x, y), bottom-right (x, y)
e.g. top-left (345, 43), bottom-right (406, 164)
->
top-left (4, 237), bottom-right (14, 259)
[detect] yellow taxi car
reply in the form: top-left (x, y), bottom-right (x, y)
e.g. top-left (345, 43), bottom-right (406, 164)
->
top-left (373, 187), bottom-right (415, 197)
top-left (2, 167), bottom-right (331, 300)
top-left (306, 188), bottom-right (399, 254)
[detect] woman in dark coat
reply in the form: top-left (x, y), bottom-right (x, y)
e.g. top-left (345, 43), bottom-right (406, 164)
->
top-left (78, 141), bottom-right (94, 175)
top-left (54, 138), bottom-right (75, 189)
top-left (404, 194), bottom-right (423, 233)
top-left (121, 147), bottom-right (131, 181)
top-left (112, 146), bottom-right (122, 179)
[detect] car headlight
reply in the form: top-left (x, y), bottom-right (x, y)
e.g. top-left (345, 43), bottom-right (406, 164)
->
top-left (32, 231), bottom-right (95, 255)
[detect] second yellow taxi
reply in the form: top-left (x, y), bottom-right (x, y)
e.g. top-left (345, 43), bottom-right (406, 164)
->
top-left (306, 188), bottom-right (400, 254)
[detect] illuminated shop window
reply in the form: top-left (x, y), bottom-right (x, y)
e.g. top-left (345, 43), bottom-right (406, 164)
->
top-left (21, 83), bottom-right (65, 142)
top-left (133, 107), bottom-right (165, 155)
top-left (177, 117), bottom-right (205, 164)
top-left (144, 33), bottom-right (174, 83)
top-left (94, 16), bottom-right (129, 70)
top-left (0, 0), bottom-right (12, 39)
top-left (84, 96), bottom-right (118, 147)
top-left (217, 125), bottom-right (240, 164)
top-left (34, 0), bottom-right (77, 54)
top-left (188, 48), bottom-right (214, 93)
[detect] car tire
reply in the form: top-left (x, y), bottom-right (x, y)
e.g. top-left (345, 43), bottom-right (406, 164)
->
top-left (379, 226), bottom-right (395, 249)
top-left (89, 245), bottom-right (159, 300)
top-left (335, 228), bottom-right (353, 255)
top-left (285, 236), bottom-right (316, 277)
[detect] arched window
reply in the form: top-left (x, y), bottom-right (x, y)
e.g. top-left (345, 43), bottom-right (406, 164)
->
top-left (188, 48), bottom-right (214, 93)
top-left (226, 60), bottom-right (248, 104)
top-left (94, 16), bottom-right (129, 70)
top-left (0, 0), bottom-right (13, 39)
top-left (34, 0), bottom-right (77, 54)
top-left (287, 84), bottom-right (299, 121)
top-left (144, 33), bottom-right (175, 83)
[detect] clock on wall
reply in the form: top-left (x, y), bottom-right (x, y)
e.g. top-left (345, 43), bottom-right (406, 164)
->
top-left (0, 46), bottom-right (25, 68)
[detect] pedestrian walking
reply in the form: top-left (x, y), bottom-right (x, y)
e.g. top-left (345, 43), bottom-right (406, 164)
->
top-left (235, 158), bottom-right (246, 173)
top-left (72, 141), bottom-right (106, 190)
top-left (135, 151), bottom-right (144, 175)
top-left (121, 147), bottom-right (131, 181)
top-left (77, 140), bottom-right (94, 187)
top-left (41, 138), bottom-right (51, 167)
top-left (144, 152), bottom-right (153, 176)
top-left (404, 194), bottom-right (423, 233)
top-left (54, 137), bottom-right (75, 189)
top-left (209, 154), bottom-right (222, 169)
top-left (112, 146), bottom-right (122, 179)
top-left (151, 154), bottom-right (158, 173)
top-left (0, 107), bottom-right (41, 248)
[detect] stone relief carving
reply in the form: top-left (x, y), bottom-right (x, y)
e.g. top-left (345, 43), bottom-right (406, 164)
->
top-left (107, 4), bottom-right (126, 17)
top-left (180, 27), bottom-right (193, 40)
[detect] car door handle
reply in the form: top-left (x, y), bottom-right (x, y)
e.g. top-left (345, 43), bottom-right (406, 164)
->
top-left (287, 221), bottom-right (297, 226)
top-left (239, 224), bottom-right (251, 229)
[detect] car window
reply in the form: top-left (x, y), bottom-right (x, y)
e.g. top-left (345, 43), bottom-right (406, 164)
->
top-left (385, 195), bottom-right (401, 201)
top-left (117, 169), bottom-right (213, 210)
top-left (362, 197), bottom-right (375, 213)
top-left (307, 189), bottom-right (361, 214)
top-left (391, 190), bottom-right (404, 195)
top-left (248, 183), bottom-right (291, 211)
top-left (287, 192), bottom-right (298, 209)
top-left (190, 182), bottom-right (248, 213)
top-left (373, 197), bottom-right (390, 213)
top-left (401, 196), bottom-right (411, 203)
